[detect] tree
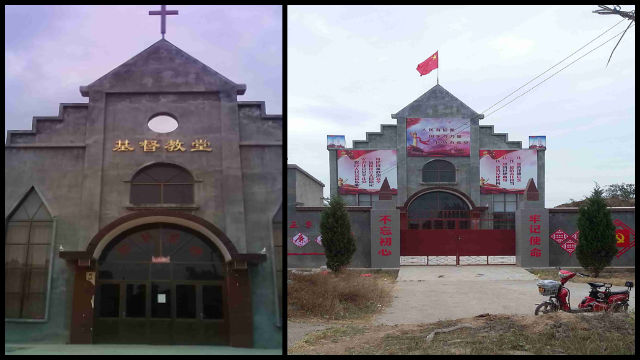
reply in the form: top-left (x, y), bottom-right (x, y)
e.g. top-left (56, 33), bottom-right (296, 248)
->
top-left (320, 195), bottom-right (356, 272)
top-left (575, 184), bottom-right (618, 277)
top-left (604, 183), bottom-right (635, 200)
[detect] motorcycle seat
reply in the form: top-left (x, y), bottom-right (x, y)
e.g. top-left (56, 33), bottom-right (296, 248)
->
top-left (608, 290), bottom-right (628, 296)
top-left (588, 282), bottom-right (605, 288)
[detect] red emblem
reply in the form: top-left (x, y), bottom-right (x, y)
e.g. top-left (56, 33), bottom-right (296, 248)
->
top-left (189, 246), bottom-right (203, 257)
top-left (292, 233), bottom-right (309, 247)
top-left (117, 243), bottom-right (131, 255)
top-left (614, 219), bottom-right (635, 258)
top-left (550, 229), bottom-right (568, 244)
top-left (560, 239), bottom-right (577, 256)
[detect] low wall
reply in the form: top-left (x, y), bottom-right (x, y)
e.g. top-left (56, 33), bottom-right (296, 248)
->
top-left (547, 208), bottom-right (635, 267)
top-left (286, 205), bottom-right (371, 268)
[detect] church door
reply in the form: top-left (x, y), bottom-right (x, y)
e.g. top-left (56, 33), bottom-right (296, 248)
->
top-left (93, 223), bottom-right (228, 345)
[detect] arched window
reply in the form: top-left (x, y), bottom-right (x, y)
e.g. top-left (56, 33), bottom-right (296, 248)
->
top-left (130, 163), bottom-right (194, 205)
top-left (408, 191), bottom-right (470, 230)
top-left (422, 160), bottom-right (455, 183)
top-left (5, 188), bottom-right (54, 319)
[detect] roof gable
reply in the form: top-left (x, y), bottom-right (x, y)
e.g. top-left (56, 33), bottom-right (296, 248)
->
top-left (81, 39), bottom-right (245, 96)
top-left (393, 84), bottom-right (479, 119)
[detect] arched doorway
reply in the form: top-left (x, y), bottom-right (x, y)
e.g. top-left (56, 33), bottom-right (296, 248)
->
top-left (60, 210), bottom-right (263, 347)
top-left (407, 191), bottom-right (471, 230)
top-left (400, 189), bottom-right (515, 265)
top-left (93, 223), bottom-right (227, 345)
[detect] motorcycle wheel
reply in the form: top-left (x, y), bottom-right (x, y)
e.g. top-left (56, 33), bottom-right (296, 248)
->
top-left (535, 301), bottom-right (558, 315)
top-left (610, 302), bottom-right (628, 313)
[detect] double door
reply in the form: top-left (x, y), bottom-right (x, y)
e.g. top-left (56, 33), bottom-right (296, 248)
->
top-left (94, 280), bottom-right (226, 345)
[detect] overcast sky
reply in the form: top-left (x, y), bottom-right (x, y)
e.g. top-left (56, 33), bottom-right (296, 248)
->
top-left (287, 5), bottom-right (635, 208)
top-left (5, 5), bottom-right (282, 138)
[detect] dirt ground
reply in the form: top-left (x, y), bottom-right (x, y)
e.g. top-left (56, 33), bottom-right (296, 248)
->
top-left (289, 312), bottom-right (635, 355)
top-left (288, 266), bottom-right (635, 354)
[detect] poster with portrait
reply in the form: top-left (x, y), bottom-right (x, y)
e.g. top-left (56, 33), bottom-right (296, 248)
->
top-left (479, 149), bottom-right (537, 194)
top-left (529, 136), bottom-right (546, 149)
top-left (327, 135), bottom-right (346, 149)
top-left (337, 149), bottom-right (397, 194)
top-left (406, 117), bottom-right (470, 157)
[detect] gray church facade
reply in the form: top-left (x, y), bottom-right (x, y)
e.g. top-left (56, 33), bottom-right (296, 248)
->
top-left (5, 39), bottom-right (282, 348)
top-left (287, 85), bottom-right (634, 269)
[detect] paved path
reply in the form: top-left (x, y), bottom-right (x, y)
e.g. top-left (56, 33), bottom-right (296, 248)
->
top-left (375, 266), bottom-right (635, 325)
top-left (5, 344), bottom-right (282, 355)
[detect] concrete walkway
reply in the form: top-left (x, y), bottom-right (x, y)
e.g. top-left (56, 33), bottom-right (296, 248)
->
top-left (5, 344), bottom-right (282, 355)
top-left (375, 266), bottom-right (635, 325)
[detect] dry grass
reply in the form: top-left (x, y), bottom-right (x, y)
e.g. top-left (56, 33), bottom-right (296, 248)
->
top-left (287, 270), bottom-right (394, 320)
top-left (527, 269), bottom-right (634, 287)
top-left (291, 312), bottom-right (635, 355)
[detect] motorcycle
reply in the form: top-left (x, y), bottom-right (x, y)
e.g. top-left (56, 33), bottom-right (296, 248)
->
top-left (534, 268), bottom-right (633, 315)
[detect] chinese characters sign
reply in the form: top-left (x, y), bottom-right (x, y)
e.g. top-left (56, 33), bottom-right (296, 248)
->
top-left (377, 215), bottom-right (392, 257)
top-left (113, 138), bottom-right (212, 152)
top-left (337, 149), bottom-right (397, 195)
top-left (479, 149), bottom-right (537, 194)
top-left (289, 220), bottom-right (325, 255)
top-left (406, 118), bottom-right (470, 157)
top-left (529, 214), bottom-right (542, 258)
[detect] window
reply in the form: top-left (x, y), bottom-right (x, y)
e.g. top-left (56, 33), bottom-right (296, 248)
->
top-left (358, 193), bottom-right (372, 206)
top-left (147, 114), bottom-right (178, 133)
top-left (493, 193), bottom-right (517, 229)
top-left (130, 163), bottom-right (194, 204)
top-left (5, 188), bottom-right (53, 320)
top-left (408, 191), bottom-right (470, 229)
top-left (422, 160), bottom-right (455, 183)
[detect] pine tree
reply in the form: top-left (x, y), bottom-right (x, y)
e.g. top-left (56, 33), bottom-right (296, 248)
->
top-left (320, 195), bottom-right (356, 272)
top-left (576, 184), bottom-right (617, 277)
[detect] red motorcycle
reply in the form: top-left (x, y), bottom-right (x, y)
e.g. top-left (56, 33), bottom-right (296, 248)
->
top-left (535, 268), bottom-right (633, 315)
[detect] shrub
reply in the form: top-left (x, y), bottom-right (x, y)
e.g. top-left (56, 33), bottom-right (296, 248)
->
top-left (320, 195), bottom-right (356, 272)
top-left (576, 184), bottom-right (617, 277)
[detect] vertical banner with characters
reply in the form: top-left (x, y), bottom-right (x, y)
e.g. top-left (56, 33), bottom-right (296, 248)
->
top-left (406, 118), bottom-right (470, 157)
top-left (479, 149), bottom-right (537, 194)
top-left (337, 149), bottom-right (397, 194)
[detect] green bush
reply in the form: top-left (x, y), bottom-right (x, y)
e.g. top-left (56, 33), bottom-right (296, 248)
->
top-left (320, 195), bottom-right (356, 272)
top-left (576, 185), bottom-right (617, 277)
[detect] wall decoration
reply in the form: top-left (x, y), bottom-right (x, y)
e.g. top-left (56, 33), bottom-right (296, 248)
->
top-left (292, 233), bottom-right (309, 247)
top-left (614, 219), bottom-right (635, 258)
top-left (406, 118), bottom-right (470, 157)
top-left (315, 235), bottom-right (322, 246)
top-left (337, 149), bottom-right (397, 194)
top-left (479, 149), bottom-right (537, 194)
top-left (560, 239), bottom-right (577, 255)
top-left (529, 136), bottom-right (546, 149)
top-left (550, 229), bottom-right (568, 244)
top-left (327, 135), bottom-right (346, 149)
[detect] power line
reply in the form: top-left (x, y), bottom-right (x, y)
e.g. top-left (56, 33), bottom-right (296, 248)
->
top-left (484, 22), bottom-right (635, 119)
top-left (481, 18), bottom-right (626, 115)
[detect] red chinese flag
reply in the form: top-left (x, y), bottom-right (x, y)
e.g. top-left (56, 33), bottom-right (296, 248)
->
top-left (417, 51), bottom-right (438, 76)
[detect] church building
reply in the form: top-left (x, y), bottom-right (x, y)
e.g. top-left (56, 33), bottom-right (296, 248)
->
top-left (5, 9), bottom-right (282, 348)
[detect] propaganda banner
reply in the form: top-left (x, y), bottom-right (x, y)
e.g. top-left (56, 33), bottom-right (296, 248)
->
top-left (479, 149), bottom-right (537, 194)
top-left (406, 118), bottom-right (470, 157)
top-left (337, 149), bottom-right (397, 195)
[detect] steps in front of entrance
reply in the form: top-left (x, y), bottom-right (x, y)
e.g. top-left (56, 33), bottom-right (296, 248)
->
top-left (396, 265), bottom-right (539, 282)
top-left (4, 344), bottom-right (282, 355)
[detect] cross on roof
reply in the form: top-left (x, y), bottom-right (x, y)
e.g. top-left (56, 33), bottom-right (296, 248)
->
top-left (149, 5), bottom-right (179, 39)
